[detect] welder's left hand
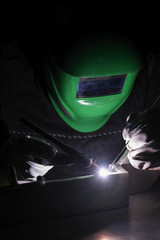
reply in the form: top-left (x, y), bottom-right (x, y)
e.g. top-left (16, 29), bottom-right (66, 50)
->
top-left (122, 108), bottom-right (160, 170)
top-left (0, 135), bottom-right (74, 185)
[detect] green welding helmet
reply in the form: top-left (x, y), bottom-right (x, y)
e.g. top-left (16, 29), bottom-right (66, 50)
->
top-left (47, 34), bottom-right (142, 132)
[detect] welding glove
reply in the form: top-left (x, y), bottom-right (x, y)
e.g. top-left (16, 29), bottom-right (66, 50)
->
top-left (122, 108), bottom-right (160, 170)
top-left (0, 135), bottom-right (73, 185)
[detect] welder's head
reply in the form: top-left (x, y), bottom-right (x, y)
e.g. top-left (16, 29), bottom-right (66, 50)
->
top-left (47, 33), bottom-right (142, 132)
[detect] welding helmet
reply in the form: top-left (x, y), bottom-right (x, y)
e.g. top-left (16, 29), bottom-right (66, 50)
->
top-left (47, 34), bottom-right (142, 132)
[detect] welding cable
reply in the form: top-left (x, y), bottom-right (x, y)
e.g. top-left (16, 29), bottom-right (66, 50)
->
top-left (21, 118), bottom-right (93, 168)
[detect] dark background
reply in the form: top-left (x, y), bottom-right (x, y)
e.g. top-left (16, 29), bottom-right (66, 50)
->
top-left (1, 1), bottom-right (160, 57)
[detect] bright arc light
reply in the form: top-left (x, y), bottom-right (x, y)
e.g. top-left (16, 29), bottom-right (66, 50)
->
top-left (98, 167), bottom-right (109, 178)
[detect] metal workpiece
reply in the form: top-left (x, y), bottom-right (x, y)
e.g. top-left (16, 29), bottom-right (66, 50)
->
top-left (0, 165), bottom-right (129, 225)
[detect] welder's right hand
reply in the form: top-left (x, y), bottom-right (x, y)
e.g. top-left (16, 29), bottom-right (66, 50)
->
top-left (122, 108), bottom-right (160, 170)
top-left (0, 135), bottom-right (73, 185)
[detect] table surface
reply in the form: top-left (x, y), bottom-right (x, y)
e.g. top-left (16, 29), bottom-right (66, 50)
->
top-left (1, 177), bottom-right (160, 240)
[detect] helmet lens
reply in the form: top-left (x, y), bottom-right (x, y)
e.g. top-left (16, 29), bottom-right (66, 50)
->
top-left (76, 74), bottom-right (127, 98)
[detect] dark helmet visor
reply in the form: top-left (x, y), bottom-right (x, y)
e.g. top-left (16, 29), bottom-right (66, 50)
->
top-left (76, 74), bottom-right (127, 98)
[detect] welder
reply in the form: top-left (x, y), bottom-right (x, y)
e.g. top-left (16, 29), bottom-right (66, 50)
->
top-left (0, 32), bottom-right (160, 185)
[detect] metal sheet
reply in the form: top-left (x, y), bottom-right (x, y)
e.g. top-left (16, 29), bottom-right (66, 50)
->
top-left (0, 165), bottom-right (129, 225)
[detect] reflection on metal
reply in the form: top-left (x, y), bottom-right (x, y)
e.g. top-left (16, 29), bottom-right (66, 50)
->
top-left (92, 232), bottom-right (121, 240)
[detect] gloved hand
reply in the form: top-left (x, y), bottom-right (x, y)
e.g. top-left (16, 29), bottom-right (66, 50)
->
top-left (122, 108), bottom-right (160, 170)
top-left (0, 135), bottom-right (73, 185)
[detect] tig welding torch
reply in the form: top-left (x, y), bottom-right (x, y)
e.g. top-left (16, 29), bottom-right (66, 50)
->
top-left (21, 118), bottom-right (94, 168)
